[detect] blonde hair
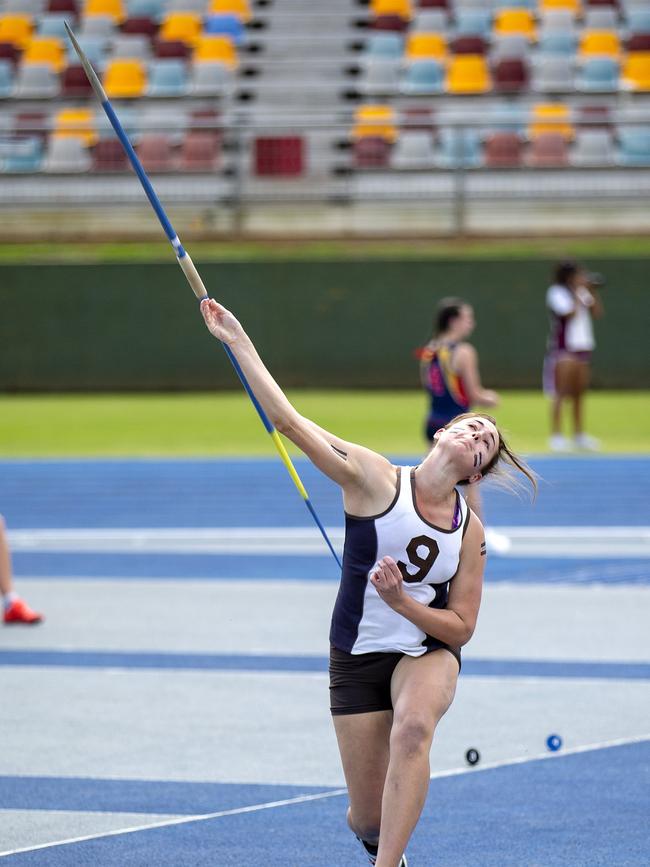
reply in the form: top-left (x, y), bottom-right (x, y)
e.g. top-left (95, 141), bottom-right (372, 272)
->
top-left (440, 412), bottom-right (537, 497)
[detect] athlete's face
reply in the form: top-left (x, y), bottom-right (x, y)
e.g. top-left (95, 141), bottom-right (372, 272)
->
top-left (435, 416), bottom-right (500, 481)
top-left (456, 305), bottom-right (475, 338)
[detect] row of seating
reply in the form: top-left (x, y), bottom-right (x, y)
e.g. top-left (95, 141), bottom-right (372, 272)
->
top-left (369, 0), bottom-right (643, 18)
top-left (0, 1), bottom-right (253, 21)
top-left (354, 51), bottom-right (650, 94)
top-left (352, 125), bottom-right (650, 167)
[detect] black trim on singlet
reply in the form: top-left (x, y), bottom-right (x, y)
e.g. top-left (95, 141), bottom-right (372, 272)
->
top-left (409, 468), bottom-right (463, 534)
top-left (344, 465), bottom-right (401, 522)
top-left (462, 504), bottom-right (472, 538)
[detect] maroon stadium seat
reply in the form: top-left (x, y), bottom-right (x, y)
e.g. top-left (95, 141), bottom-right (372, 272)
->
top-left (372, 15), bottom-right (409, 32)
top-left (121, 17), bottom-right (159, 39)
top-left (352, 136), bottom-right (392, 168)
top-left (254, 136), bottom-right (304, 176)
top-left (14, 112), bottom-right (49, 143)
top-left (484, 131), bottom-right (524, 167)
top-left (449, 36), bottom-right (487, 55)
top-left (492, 57), bottom-right (529, 93)
top-left (92, 139), bottom-right (129, 171)
top-left (0, 42), bottom-right (21, 67)
top-left (626, 34), bottom-right (650, 52)
top-left (137, 134), bottom-right (175, 172)
top-left (154, 39), bottom-right (190, 60)
top-left (179, 131), bottom-right (221, 171)
top-left (61, 63), bottom-right (94, 97)
top-left (48, 0), bottom-right (79, 14)
top-left (526, 133), bottom-right (568, 167)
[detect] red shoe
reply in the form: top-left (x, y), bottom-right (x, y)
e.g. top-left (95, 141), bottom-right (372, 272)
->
top-left (3, 598), bottom-right (43, 625)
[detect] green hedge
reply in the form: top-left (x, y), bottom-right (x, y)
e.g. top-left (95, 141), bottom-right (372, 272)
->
top-left (0, 259), bottom-right (646, 390)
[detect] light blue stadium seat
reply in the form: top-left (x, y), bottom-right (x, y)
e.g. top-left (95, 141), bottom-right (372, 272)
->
top-left (626, 9), bottom-right (650, 34)
top-left (538, 32), bottom-right (578, 55)
top-left (13, 64), bottom-right (60, 99)
top-left (454, 10), bottom-right (492, 39)
top-left (66, 36), bottom-right (109, 69)
top-left (0, 137), bottom-right (43, 173)
top-left (576, 57), bottom-right (619, 92)
top-left (401, 59), bottom-right (444, 94)
top-left (364, 32), bottom-right (403, 59)
top-left (37, 14), bottom-right (70, 39)
top-left (0, 59), bottom-right (13, 97)
top-left (494, 0), bottom-right (534, 8)
top-left (126, 0), bottom-right (166, 18)
top-left (437, 128), bottom-right (483, 168)
top-left (617, 127), bottom-right (650, 166)
top-left (189, 61), bottom-right (233, 96)
top-left (204, 14), bottom-right (246, 46)
top-left (147, 58), bottom-right (188, 96)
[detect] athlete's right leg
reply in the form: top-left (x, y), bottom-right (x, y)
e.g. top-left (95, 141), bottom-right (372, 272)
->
top-left (332, 710), bottom-right (393, 853)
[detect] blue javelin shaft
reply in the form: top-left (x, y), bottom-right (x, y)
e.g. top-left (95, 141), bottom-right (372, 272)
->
top-left (64, 22), bottom-right (341, 569)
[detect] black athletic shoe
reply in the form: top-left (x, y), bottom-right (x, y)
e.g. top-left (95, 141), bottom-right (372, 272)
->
top-left (356, 836), bottom-right (408, 866)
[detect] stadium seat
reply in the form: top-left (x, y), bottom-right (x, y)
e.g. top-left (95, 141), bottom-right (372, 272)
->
top-left (43, 135), bottom-right (92, 172)
top-left (353, 136), bottom-right (392, 168)
top-left (154, 38), bottom-right (190, 59)
top-left (111, 33), bottom-right (152, 60)
top-left (351, 105), bottom-right (397, 141)
top-left (538, 0), bottom-right (580, 14)
top-left (140, 104), bottom-right (185, 141)
top-left (445, 54), bottom-right (491, 93)
top-left (364, 32), bottom-right (404, 59)
top-left (529, 103), bottom-right (574, 139)
top-left (372, 15), bottom-right (409, 33)
top-left (437, 127), bottom-right (482, 167)
top-left (53, 107), bottom-right (97, 145)
top-left (533, 54), bottom-right (575, 91)
top-left (405, 32), bottom-right (446, 61)
top-left (48, 0), bottom-right (80, 13)
top-left (92, 138), bottom-right (129, 170)
top-left (492, 56), bottom-right (529, 92)
top-left (538, 8), bottom-right (576, 35)
top-left (626, 9), bottom-right (650, 35)
top-left (584, 8), bottom-right (619, 30)
top-left (621, 51), bottom-right (650, 89)
top-left (538, 31), bottom-right (577, 55)
top-left (493, 10), bottom-right (536, 41)
top-left (189, 59), bottom-right (232, 95)
top-left (525, 132), bottom-right (569, 166)
top-left (627, 34), bottom-right (650, 53)
top-left (570, 129), bottom-right (615, 165)
top-left (483, 131), bottom-right (524, 166)
top-left (576, 56), bottom-right (619, 90)
top-left (370, 0), bottom-right (412, 18)
top-left (38, 14), bottom-right (72, 38)
top-left (204, 14), bottom-right (245, 46)
top-left (401, 58), bottom-right (444, 93)
top-left (124, 0), bottom-right (164, 16)
top-left (490, 35), bottom-right (530, 61)
top-left (194, 34), bottom-right (237, 66)
top-left (13, 62), bottom-right (60, 97)
top-left (147, 57), bottom-right (188, 94)
top-left (61, 62), bottom-right (95, 95)
top-left (78, 15), bottom-right (116, 38)
top-left (450, 35), bottom-right (488, 55)
top-left (137, 133), bottom-right (175, 171)
top-left (121, 16), bottom-right (159, 38)
top-left (0, 15), bottom-right (34, 49)
top-left (390, 131), bottom-right (435, 168)
top-left (179, 130), bottom-right (220, 170)
top-left (13, 110), bottom-right (49, 142)
top-left (254, 136), bottom-right (304, 177)
top-left (188, 106), bottom-right (220, 132)
top-left (617, 126), bottom-right (650, 165)
top-left (23, 36), bottom-right (66, 71)
top-left (579, 30), bottom-right (621, 58)
top-left (169, 0), bottom-right (208, 12)
top-left (208, 0), bottom-right (251, 24)
top-left (0, 136), bottom-right (43, 172)
top-left (103, 57), bottom-right (146, 96)
top-left (412, 10), bottom-right (447, 32)
top-left (454, 10), bottom-right (492, 39)
top-left (0, 58), bottom-right (13, 96)
top-left (400, 105), bottom-right (436, 133)
top-left (3, 0), bottom-right (44, 14)
top-left (0, 42), bottom-right (21, 67)
top-left (159, 12), bottom-right (202, 46)
top-left (357, 56), bottom-right (401, 95)
top-left (65, 34), bottom-right (107, 67)
top-left (83, 0), bottom-right (126, 23)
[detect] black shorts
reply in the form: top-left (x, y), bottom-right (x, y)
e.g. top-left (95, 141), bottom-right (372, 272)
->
top-left (329, 644), bottom-right (461, 716)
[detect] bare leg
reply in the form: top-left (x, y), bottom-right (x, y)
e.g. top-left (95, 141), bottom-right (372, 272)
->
top-left (374, 650), bottom-right (459, 867)
top-left (0, 514), bottom-right (15, 597)
top-left (572, 363), bottom-right (591, 437)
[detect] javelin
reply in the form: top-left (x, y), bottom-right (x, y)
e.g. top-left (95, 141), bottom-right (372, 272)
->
top-left (64, 22), bottom-right (341, 569)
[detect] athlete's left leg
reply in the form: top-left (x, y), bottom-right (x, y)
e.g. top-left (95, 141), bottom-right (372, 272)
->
top-left (374, 649), bottom-right (459, 867)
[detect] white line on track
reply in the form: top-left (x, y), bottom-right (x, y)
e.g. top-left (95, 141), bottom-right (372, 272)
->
top-left (1, 734), bottom-right (648, 859)
top-left (7, 526), bottom-right (650, 557)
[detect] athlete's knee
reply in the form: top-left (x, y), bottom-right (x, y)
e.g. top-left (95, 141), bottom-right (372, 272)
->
top-left (390, 715), bottom-right (434, 759)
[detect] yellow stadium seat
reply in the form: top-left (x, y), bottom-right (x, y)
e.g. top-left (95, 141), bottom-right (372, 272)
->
top-left (493, 9), bottom-right (536, 41)
top-left (159, 12), bottom-right (203, 47)
top-left (528, 104), bottom-right (575, 140)
top-left (371, 0), bottom-right (412, 18)
top-left (405, 33), bottom-right (446, 61)
top-left (539, 0), bottom-right (581, 13)
top-left (23, 37), bottom-right (65, 72)
top-left (103, 58), bottom-right (146, 98)
top-left (0, 14), bottom-right (33, 49)
top-left (209, 0), bottom-right (252, 23)
top-left (351, 104), bottom-right (397, 141)
top-left (579, 30), bottom-right (620, 59)
top-left (445, 55), bottom-right (491, 94)
top-left (53, 108), bottom-right (98, 147)
top-left (621, 52), bottom-right (650, 91)
top-left (83, 0), bottom-right (126, 24)
top-left (194, 34), bottom-right (238, 67)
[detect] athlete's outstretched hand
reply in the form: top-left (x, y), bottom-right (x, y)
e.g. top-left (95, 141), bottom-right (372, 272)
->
top-left (200, 298), bottom-right (244, 345)
top-left (370, 556), bottom-right (405, 610)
